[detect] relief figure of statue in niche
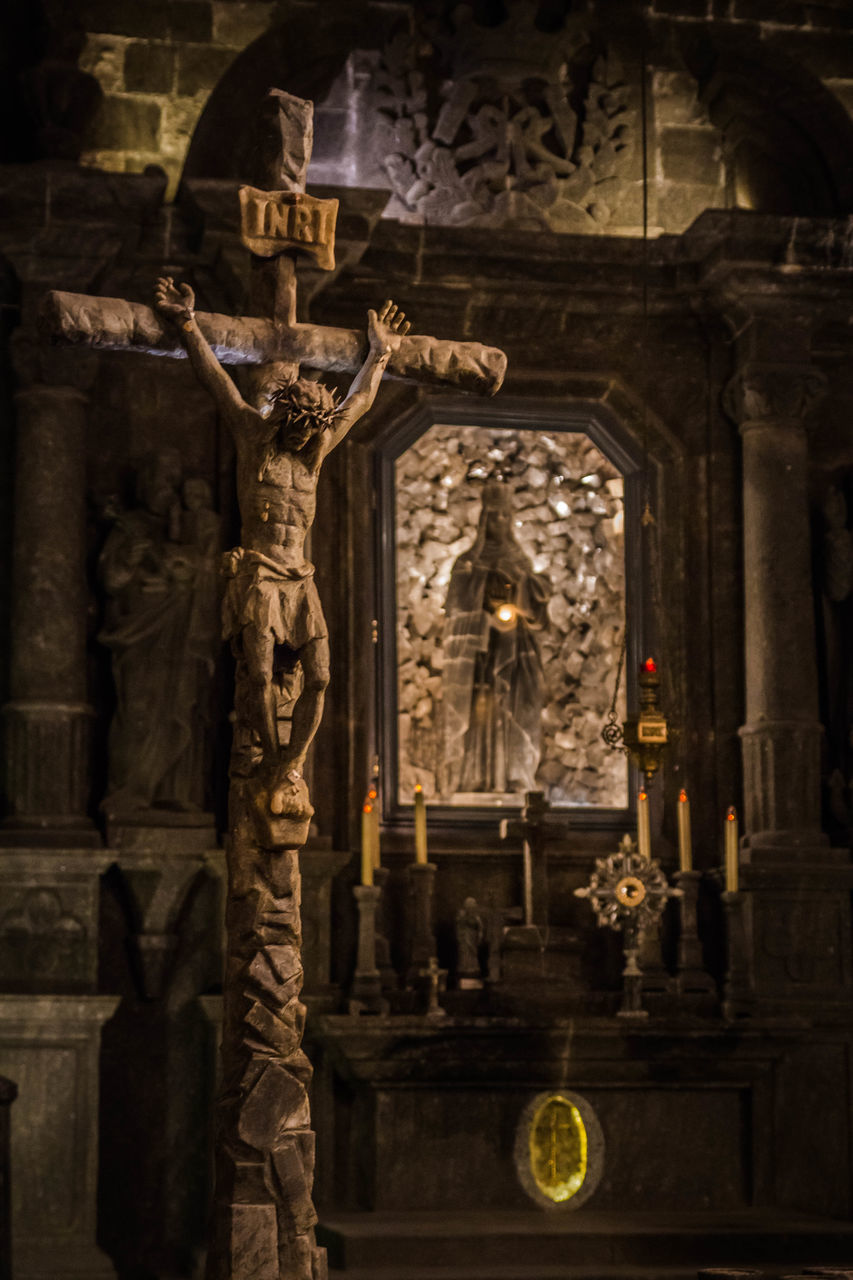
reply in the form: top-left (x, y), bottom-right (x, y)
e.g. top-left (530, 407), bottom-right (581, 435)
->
top-left (441, 480), bottom-right (550, 798)
top-left (154, 277), bottom-right (411, 820)
top-left (98, 450), bottom-right (221, 816)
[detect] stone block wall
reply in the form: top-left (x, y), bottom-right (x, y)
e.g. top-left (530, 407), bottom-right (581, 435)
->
top-left (77, 0), bottom-right (279, 195)
top-left (653, 70), bottom-right (726, 232)
top-left (64, 0), bottom-right (853, 227)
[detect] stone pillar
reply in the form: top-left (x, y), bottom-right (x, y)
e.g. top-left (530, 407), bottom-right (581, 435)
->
top-left (2, 379), bottom-right (97, 844)
top-left (722, 319), bottom-right (853, 1019)
top-left (723, 338), bottom-right (827, 849)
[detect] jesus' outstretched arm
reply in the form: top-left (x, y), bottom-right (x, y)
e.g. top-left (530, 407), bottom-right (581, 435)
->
top-left (154, 276), bottom-right (261, 429)
top-left (320, 300), bottom-right (411, 454)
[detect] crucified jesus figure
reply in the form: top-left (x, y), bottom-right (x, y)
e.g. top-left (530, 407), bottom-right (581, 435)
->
top-left (155, 276), bottom-right (410, 819)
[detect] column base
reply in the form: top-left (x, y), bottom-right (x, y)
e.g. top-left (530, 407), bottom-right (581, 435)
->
top-left (739, 849), bottom-right (853, 1020)
top-left (2, 701), bottom-right (96, 839)
top-left (740, 720), bottom-right (822, 837)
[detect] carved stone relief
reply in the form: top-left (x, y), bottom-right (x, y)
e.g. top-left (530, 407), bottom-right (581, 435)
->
top-left (722, 363), bottom-right (827, 427)
top-left (372, 5), bottom-right (634, 232)
top-left (0, 889), bottom-right (86, 989)
top-left (98, 451), bottom-right (221, 819)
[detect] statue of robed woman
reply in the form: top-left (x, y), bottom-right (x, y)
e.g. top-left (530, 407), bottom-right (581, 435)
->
top-left (441, 480), bottom-right (550, 798)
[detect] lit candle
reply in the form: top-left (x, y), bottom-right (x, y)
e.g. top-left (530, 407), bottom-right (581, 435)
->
top-left (725, 805), bottom-right (739, 893)
top-left (637, 789), bottom-right (651, 859)
top-left (361, 801), bottom-right (374, 887)
top-left (677, 789), bottom-right (692, 873)
top-left (368, 787), bottom-right (381, 869)
top-left (414, 784), bottom-right (428, 864)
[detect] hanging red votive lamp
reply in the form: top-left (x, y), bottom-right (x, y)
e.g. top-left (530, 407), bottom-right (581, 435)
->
top-left (620, 657), bottom-right (669, 786)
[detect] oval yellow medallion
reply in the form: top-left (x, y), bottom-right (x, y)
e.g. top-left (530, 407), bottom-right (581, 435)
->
top-left (528, 1094), bottom-right (588, 1203)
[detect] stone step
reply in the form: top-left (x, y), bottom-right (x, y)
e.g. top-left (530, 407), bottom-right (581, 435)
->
top-left (318, 1209), bottom-right (853, 1276)
top-left (327, 1268), bottom-right (699, 1280)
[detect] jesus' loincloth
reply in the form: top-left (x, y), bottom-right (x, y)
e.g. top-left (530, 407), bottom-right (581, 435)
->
top-left (221, 547), bottom-right (327, 648)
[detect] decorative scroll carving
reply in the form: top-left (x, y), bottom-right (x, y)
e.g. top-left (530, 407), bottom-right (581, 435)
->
top-left (372, 7), bottom-right (634, 232)
top-left (0, 889), bottom-right (86, 987)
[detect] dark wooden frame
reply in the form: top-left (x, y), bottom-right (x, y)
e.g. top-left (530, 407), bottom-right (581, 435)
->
top-left (372, 394), bottom-right (651, 834)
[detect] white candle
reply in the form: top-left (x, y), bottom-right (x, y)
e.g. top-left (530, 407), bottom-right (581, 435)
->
top-left (677, 789), bottom-right (692, 873)
top-left (725, 806), bottom-right (739, 893)
top-left (414, 784), bottom-right (428, 864)
top-left (361, 801), bottom-right (374, 886)
top-left (637, 789), bottom-right (651, 859)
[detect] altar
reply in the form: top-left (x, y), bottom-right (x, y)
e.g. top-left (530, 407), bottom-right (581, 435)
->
top-left (2, 2), bottom-right (853, 1278)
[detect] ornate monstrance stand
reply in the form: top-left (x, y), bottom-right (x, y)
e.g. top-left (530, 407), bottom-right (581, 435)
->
top-left (575, 835), bottom-right (681, 1018)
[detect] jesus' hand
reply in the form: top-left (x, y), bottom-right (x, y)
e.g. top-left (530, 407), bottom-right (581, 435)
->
top-left (155, 277), bottom-right (196, 326)
top-left (367, 299), bottom-right (411, 357)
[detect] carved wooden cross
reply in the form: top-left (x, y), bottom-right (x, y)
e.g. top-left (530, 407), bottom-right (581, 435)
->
top-left (500, 789), bottom-right (570, 929)
top-left (39, 92), bottom-right (506, 397)
top-left (36, 90), bottom-right (506, 1280)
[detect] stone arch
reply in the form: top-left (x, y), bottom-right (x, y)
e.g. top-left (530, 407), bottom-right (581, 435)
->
top-left (681, 31), bottom-right (853, 216)
top-left (180, 3), bottom-right (397, 187)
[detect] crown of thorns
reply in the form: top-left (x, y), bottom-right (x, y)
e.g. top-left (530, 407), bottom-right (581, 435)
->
top-left (271, 382), bottom-right (340, 432)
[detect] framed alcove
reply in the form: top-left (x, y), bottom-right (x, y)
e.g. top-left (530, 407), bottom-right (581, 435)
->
top-left (371, 396), bottom-right (651, 832)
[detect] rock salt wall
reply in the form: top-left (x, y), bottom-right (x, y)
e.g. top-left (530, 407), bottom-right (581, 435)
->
top-left (395, 423), bottom-right (628, 809)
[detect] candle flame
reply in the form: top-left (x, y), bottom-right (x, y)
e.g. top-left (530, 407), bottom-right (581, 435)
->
top-left (638, 790), bottom-right (647, 802)
top-left (368, 788), bottom-right (377, 800)
top-left (726, 807), bottom-right (737, 820)
top-left (414, 784), bottom-right (423, 794)
top-left (679, 789), bottom-right (688, 802)
top-left (496, 604), bottom-right (515, 623)
top-left (363, 803), bottom-right (372, 814)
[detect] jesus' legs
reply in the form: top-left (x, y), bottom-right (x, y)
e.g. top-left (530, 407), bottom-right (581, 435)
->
top-left (243, 626), bottom-right (278, 760)
top-left (282, 636), bottom-right (330, 773)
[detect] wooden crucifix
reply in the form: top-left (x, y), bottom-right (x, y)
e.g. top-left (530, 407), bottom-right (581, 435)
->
top-left (41, 89), bottom-right (506, 1280)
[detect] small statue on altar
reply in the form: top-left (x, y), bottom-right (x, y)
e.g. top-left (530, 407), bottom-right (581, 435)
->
top-left (441, 480), bottom-right (550, 797)
top-left (154, 277), bottom-right (411, 818)
top-left (455, 896), bottom-right (485, 987)
top-left (99, 449), bottom-right (221, 816)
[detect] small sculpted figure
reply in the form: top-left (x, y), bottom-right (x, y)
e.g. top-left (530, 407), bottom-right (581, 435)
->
top-left (99, 448), bottom-right (212, 814)
top-left (455, 895), bottom-right (484, 985)
top-left (155, 277), bottom-right (410, 818)
top-left (441, 480), bottom-right (550, 797)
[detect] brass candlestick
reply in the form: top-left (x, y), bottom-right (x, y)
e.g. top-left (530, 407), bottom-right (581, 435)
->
top-left (406, 861), bottom-right (437, 986)
top-left (349, 884), bottom-right (389, 1015)
top-left (721, 889), bottom-right (754, 1020)
top-left (674, 870), bottom-right (716, 998)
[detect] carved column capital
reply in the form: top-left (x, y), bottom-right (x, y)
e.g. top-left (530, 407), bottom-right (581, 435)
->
top-left (722, 362), bottom-right (827, 432)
